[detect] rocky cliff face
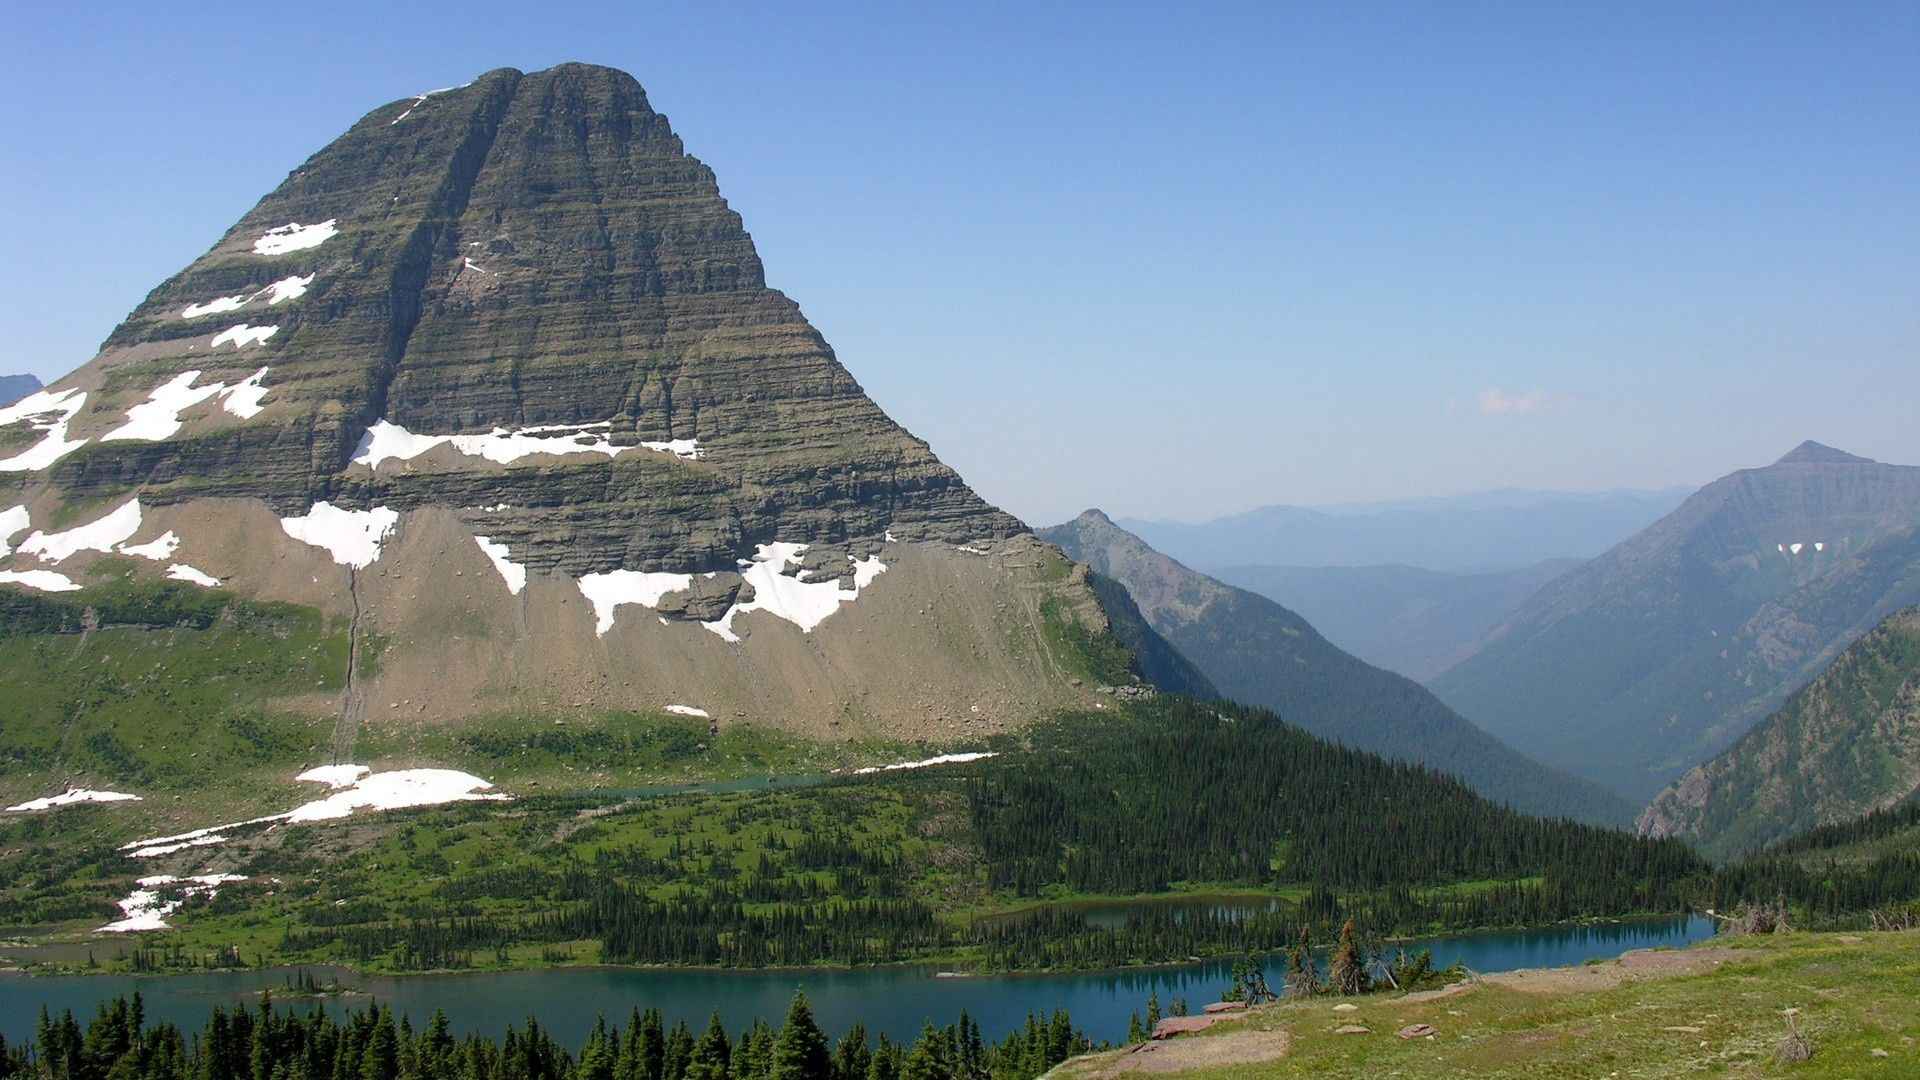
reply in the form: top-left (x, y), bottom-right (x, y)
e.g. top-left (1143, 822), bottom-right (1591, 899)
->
top-left (1039, 510), bottom-right (1634, 825)
top-left (1638, 607), bottom-right (1920, 859)
top-left (0, 64), bottom-right (1123, 771)
top-left (1433, 442), bottom-right (1920, 802)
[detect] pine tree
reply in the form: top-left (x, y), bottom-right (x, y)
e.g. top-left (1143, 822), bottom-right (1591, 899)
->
top-left (829, 1023), bottom-right (870, 1080)
top-left (664, 1020), bottom-right (695, 1080)
top-left (1126, 1014), bottom-right (1145, 1045)
top-left (770, 993), bottom-right (830, 1080)
top-left (1285, 926), bottom-right (1321, 997)
top-left (1328, 918), bottom-right (1370, 996)
top-left (1145, 993), bottom-right (1161, 1030)
top-left (685, 1012), bottom-right (731, 1080)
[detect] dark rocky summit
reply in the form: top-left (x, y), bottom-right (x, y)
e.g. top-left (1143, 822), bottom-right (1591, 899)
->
top-left (39, 64), bottom-right (1018, 575)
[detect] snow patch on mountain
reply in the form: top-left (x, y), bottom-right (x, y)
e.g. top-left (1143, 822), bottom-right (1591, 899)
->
top-left (6, 788), bottom-right (143, 812)
top-left (253, 220), bottom-right (337, 255)
top-left (702, 544), bottom-right (888, 642)
top-left (578, 570), bottom-right (695, 635)
top-left (278, 502), bottom-right (399, 568)
top-left (474, 536), bottom-right (527, 594)
top-left (0, 388), bottom-right (88, 472)
top-left (351, 419), bottom-right (701, 469)
top-left (18, 499), bottom-right (143, 563)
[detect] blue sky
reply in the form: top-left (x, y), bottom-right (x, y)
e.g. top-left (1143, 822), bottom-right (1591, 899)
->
top-left (4, 3), bottom-right (1916, 524)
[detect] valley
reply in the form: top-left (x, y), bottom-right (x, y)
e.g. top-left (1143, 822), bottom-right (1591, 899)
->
top-left (2, 35), bottom-right (1918, 1080)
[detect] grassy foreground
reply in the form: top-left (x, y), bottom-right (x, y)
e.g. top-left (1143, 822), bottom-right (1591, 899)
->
top-left (1051, 930), bottom-right (1920, 1078)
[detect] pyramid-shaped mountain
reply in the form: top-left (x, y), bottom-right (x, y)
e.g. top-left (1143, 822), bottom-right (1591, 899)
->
top-left (0, 64), bottom-right (1143, 781)
top-left (1433, 443), bottom-right (1920, 803)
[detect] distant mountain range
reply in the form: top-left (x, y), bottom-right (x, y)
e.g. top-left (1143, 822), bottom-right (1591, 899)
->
top-left (1215, 559), bottom-right (1581, 681)
top-left (0, 374), bottom-right (41, 406)
top-left (1118, 488), bottom-right (1690, 575)
top-left (1433, 442), bottom-right (1920, 803)
top-left (1639, 607), bottom-right (1920, 860)
top-left (1040, 510), bottom-right (1634, 825)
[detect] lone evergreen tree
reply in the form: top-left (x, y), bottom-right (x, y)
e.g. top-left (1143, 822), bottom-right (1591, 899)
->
top-left (1286, 927), bottom-right (1321, 997)
top-left (1328, 918), bottom-right (1371, 996)
top-left (771, 992), bottom-right (830, 1080)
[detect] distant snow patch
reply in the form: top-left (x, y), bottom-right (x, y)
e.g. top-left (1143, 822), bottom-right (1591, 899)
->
top-left (210, 324), bottom-right (278, 349)
top-left (464, 258), bottom-right (492, 275)
top-left (180, 274), bottom-right (313, 319)
top-left (6, 788), bottom-right (142, 813)
top-left (253, 220), bottom-right (337, 255)
top-left (0, 569), bottom-right (81, 592)
top-left (125, 833), bottom-right (229, 858)
top-left (220, 368), bottom-right (272, 418)
top-left (119, 531), bottom-right (180, 561)
top-left (123, 768), bottom-right (507, 860)
top-left (165, 564), bottom-right (221, 588)
top-left (278, 502), bottom-right (399, 568)
top-left (180, 295), bottom-right (246, 319)
top-left (577, 570), bottom-right (694, 635)
top-left (102, 369), bottom-right (273, 441)
top-left (0, 505), bottom-right (29, 558)
top-left (104, 371), bottom-right (227, 441)
top-left (351, 419), bottom-right (701, 469)
top-left (100, 874), bottom-right (246, 933)
top-left (702, 543), bottom-right (887, 642)
top-left (640, 438), bottom-right (702, 460)
top-left (853, 752), bottom-right (996, 775)
top-left (473, 535), bottom-right (526, 594)
top-left (885, 530), bottom-right (898, 543)
top-left (0, 388), bottom-right (88, 472)
top-left (664, 705), bottom-right (710, 718)
top-left (296, 764), bottom-right (371, 789)
top-left (18, 499), bottom-right (143, 563)
top-left (390, 85), bottom-right (464, 125)
top-left (1815, 542), bottom-right (1826, 552)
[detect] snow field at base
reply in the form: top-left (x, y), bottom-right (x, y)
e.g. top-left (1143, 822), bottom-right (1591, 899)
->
top-left (852, 752), bottom-right (998, 775)
top-left (5, 788), bottom-right (143, 813)
top-left (664, 705), bottom-right (710, 718)
top-left (16, 499), bottom-right (144, 562)
top-left (277, 502), bottom-right (399, 569)
top-left (577, 570), bottom-right (694, 635)
top-left (165, 564), bottom-right (221, 588)
top-left (0, 387), bottom-right (88, 472)
top-left (101, 875), bottom-right (248, 933)
top-left (252, 220), bottom-right (337, 255)
top-left (702, 543), bottom-right (889, 642)
top-left (122, 768), bottom-right (508, 861)
top-left (118, 531), bottom-right (181, 560)
top-left (0, 569), bottom-right (81, 592)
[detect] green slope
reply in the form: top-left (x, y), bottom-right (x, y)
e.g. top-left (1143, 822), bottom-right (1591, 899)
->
top-left (1640, 608), bottom-right (1920, 859)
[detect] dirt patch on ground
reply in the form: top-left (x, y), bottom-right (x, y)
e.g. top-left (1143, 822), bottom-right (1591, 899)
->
top-left (1476, 945), bottom-right (1739, 994)
top-left (1067, 1028), bottom-right (1292, 1076)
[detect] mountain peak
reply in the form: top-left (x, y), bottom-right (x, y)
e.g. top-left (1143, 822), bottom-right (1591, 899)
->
top-left (1776, 441), bottom-right (1875, 466)
top-left (1073, 508), bottom-right (1116, 527)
